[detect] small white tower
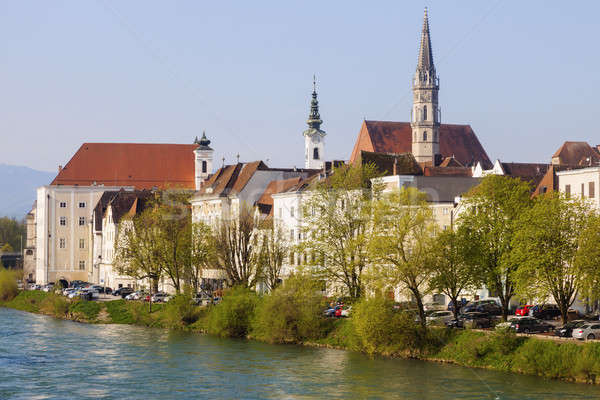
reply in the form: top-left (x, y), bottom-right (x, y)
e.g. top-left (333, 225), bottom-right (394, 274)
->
top-left (303, 76), bottom-right (326, 169)
top-left (411, 8), bottom-right (441, 165)
top-left (193, 131), bottom-right (213, 190)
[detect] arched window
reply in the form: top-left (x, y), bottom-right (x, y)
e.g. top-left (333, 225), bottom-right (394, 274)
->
top-left (423, 105), bottom-right (427, 121)
top-left (313, 147), bottom-right (320, 160)
top-left (202, 160), bottom-right (207, 173)
top-left (423, 131), bottom-right (428, 141)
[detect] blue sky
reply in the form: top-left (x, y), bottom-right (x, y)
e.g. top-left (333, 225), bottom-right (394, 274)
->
top-left (1, 1), bottom-right (598, 172)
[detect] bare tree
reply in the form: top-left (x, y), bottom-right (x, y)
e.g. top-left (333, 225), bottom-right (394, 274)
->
top-left (257, 217), bottom-right (288, 291)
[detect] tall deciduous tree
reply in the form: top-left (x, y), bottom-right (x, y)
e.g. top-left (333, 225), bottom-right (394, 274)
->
top-left (429, 229), bottom-right (475, 319)
top-left (369, 187), bottom-right (436, 327)
top-left (213, 205), bottom-right (262, 288)
top-left (0, 217), bottom-right (25, 252)
top-left (512, 194), bottom-right (598, 324)
top-left (300, 163), bottom-right (381, 299)
top-left (575, 213), bottom-right (600, 305)
top-left (257, 217), bottom-right (288, 291)
top-left (458, 175), bottom-right (533, 321)
top-left (188, 222), bottom-right (217, 295)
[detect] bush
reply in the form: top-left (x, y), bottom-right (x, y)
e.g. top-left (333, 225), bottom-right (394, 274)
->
top-left (104, 299), bottom-right (134, 324)
top-left (205, 286), bottom-right (259, 338)
top-left (351, 297), bottom-right (424, 355)
top-left (574, 343), bottom-right (600, 384)
top-left (252, 274), bottom-right (330, 343)
top-left (40, 293), bottom-right (70, 318)
top-left (0, 268), bottom-right (18, 301)
top-left (164, 293), bottom-right (203, 328)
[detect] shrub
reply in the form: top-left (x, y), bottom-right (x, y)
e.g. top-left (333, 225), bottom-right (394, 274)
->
top-left (104, 299), bottom-right (134, 324)
top-left (164, 293), bottom-right (203, 328)
top-left (205, 286), bottom-right (259, 338)
top-left (0, 268), bottom-right (18, 301)
top-left (252, 274), bottom-right (330, 343)
top-left (574, 343), bottom-right (600, 384)
top-left (40, 293), bottom-right (70, 318)
top-left (351, 297), bottom-right (424, 355)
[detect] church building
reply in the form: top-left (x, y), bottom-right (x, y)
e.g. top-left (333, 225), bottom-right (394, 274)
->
top-left (349, 9), bottom-right (492, 171)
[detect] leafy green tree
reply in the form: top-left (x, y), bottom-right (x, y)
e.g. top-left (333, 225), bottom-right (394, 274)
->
top-left (0, 243), bottom-right (14, 254)
top-left (575, 213), bottom-right (600, 304)
top-left (0, 217), bottom-right (25, 252)
top-left (188, 222), bottom-right (217, 295)
top-left (429, 229), bottom-right (476, 319)
top-left (458, 175), bottom-right (533, 321)
top-left (299, 163), bottom-right (381, 299)
top-left (512, 194), bottom-right (598, 323)
top-left (369, 187), bottom-right (436, 327)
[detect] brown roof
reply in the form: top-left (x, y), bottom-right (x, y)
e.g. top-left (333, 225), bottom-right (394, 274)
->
top-left (51, 143), bottom-right (197, 189)
top-left (439, 156), bottom-right (464, 168)
top-left (357, 151), bottom-right (422, 176)
top-left (108, 191), bottom-right (153, 225)
top-left (349, 121), bottom-right (492, 169)
top-left (500, 162), bottom-right (549, 188)
top-left (423, 166), bottom-right (472, 177)
top-left (256, 177), bottom-right (303, 216)
top-left (196, 161), bottom-right (269, 197)
top-left (552, 141), bottom-right (600, 166)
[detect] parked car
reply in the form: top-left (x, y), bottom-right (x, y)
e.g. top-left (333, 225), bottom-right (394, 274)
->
top-left (341, 306), bottom-right (352, 317)
top-left (446, 312), bottom-right (493, 329)
top-left (42, 283), bottom-right (55, 292)
top-left (515, 305), bottom-right (534, 316)
top-left (151, 293), bottom-right (168, 303)
top-left (423, 302), bottom-right (445, 312)
top-left (447, 299), bottom-right (467, 313)
top-left (509, 317), bottom-right (553, 334)
top-left (426, 310), bottom-right (454, 326)
top-left (532, 304), bottom-right (562, 320)
top-left (572, 323), bottom-right (600, 340)
top-left (555, 320), bottom-right (586, 338)
top-left (114, 287), bottom-right (134, 298)
top-left (460, 300), bottom-right (501, 316)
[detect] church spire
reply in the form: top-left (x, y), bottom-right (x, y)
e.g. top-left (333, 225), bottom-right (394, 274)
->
top-left (416, 8), bottom-right (436, 86)
top-left (307, 75), bottom-right (323, 130)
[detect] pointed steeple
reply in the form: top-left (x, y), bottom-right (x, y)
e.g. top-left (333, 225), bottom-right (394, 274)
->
top-left (416, 8), bottom-right (436, 81)
top-left (307, 75), bottom-right (323, 130)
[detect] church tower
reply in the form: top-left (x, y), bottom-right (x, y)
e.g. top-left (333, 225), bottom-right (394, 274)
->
top-left (303, 77), bottom-right (326, 169)
top-left (193, 131), bottom-right (213, 190)
top-left (411, 8), bottom-right (440, 165)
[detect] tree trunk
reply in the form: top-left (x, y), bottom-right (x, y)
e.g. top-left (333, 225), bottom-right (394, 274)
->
top-left (559, 302), bottom-right (569, 325)
top-left (412, 288), bottom-right (426, 328)
top-left (450, 295), bottom-right (459, 320)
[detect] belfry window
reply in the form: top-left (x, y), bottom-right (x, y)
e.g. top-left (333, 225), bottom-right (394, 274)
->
top-left (313, 147), bottom-right (320, 160)
top-left (202, 160), bottom-right (207, 173)
top-left (423, 132), bottom-right (428, 141)
top-left (423, 105), bottom-right (427, 121)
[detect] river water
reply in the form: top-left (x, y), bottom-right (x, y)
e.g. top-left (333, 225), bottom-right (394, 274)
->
top-left (1, 308), bottom-right (599, 399)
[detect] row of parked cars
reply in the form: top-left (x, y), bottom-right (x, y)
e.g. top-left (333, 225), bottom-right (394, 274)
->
top-left (122, 290), bottom-right (171, 303)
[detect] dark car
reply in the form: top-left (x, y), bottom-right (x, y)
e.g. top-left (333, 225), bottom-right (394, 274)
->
top-left (447, 299), bottom-right (467, 313)
top-left (555, 320), bottom-right (586, 338)
top-left (532, 304), bottom-right (561, 320)
top-left (509, 317), bottom-right (553, 334)
top-left (446, 312), bottom-right (493, 329)
top-left (114, 287), bottom-right (134, 298)
top-left (461, 300), bottom-right (502, 316)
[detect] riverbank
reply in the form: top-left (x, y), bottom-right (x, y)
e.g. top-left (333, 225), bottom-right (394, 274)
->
top-left (3, 290), bottom-right (600, 386)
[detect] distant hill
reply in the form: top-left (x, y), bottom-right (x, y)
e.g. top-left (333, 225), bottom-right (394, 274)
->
top-left (0, 164), bottom-right (54, 219)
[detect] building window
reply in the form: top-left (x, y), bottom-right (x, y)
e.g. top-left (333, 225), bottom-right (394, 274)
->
top-left (313, 147), bottom-right (320, 160)
top-left (423, 132), bottom-right (427, 141)
top-left (581, 183), bottom-right (585, 199)
top-left (590, 182), bottom-right (595, 198)
top-left (79, 239), bottom-right (85, 249)
top-left (59, 238), bottom-right (66, 249)
top-left (60, 217), bottom-right (67, 226)
top-left (423, 105), bottom-right (427, 120)
top-left (202, 160), bottom-right (207, 173)
top-left (565, 184), bottom-right (571, 197)
top-left (290, 229), bottom-right (294, 241)
top-left (78, 202), bottom-right (86, 208)
top-left (59, 202), bottom-right (67, 208)
top-left (290, 207), bottom-right (295, 218)
top-left (79, 217), bottom-right (85, 226)
top-left (79, 261), bottom-right (85, 270)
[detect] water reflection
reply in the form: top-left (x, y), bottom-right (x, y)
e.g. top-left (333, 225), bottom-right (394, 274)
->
top-left (1, 307), bottom-right (599, 400)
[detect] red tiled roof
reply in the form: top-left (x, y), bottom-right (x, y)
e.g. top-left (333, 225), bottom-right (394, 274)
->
top-left (439, 156), bottom-right (464, 168)
top-left (51, 143), bottom-right (197, 189)
top-left (500, 162), bottom-right (549, 188)
top-left (196, 161), bottom-right (269, 197)
top-left (349, 121), bottom-right (492, 169)
top-left (423, 166), bottom-right (472, 177)
top-left (552, 141), bottom-right (600, 166)
top-left (256, 177), bottom-right (303, 216)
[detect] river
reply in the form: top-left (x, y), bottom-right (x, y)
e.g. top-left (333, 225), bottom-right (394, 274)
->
top-left (1, 308), bottom-right (599, 399)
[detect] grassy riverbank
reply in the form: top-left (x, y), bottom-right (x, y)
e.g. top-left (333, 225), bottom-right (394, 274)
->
top-left (3, 289), bottom-right (600, 385)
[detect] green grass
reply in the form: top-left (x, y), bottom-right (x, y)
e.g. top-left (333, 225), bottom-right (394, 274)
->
top-left (104, 299), bottom-right (134, 324)
top-left (69, 300), bottom-right (103, 321)
top-left (0, 290), bottom-right (50, 313)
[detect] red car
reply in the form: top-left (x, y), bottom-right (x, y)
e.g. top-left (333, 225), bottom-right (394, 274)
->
top-left (515, 305), bottom-right (534, 316)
